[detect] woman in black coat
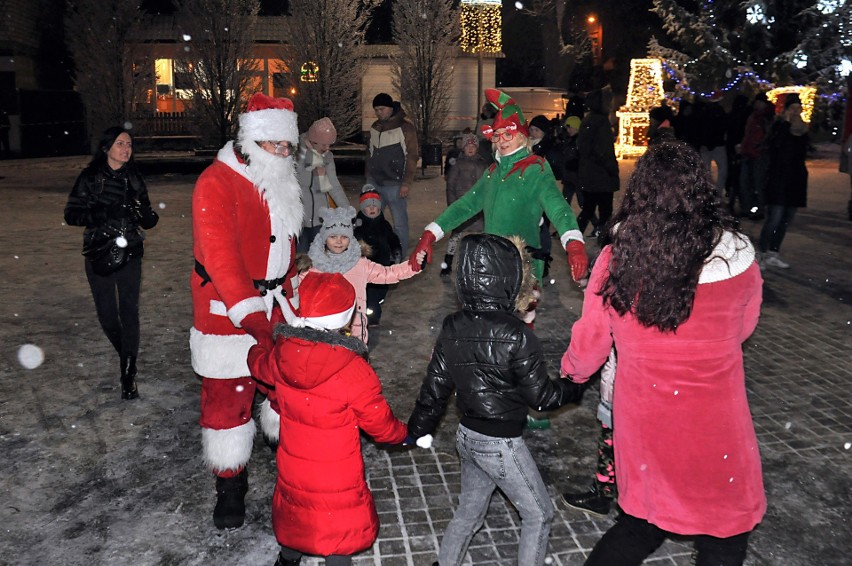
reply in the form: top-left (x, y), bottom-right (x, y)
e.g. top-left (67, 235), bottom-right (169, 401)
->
top-left (758, 96), bottom-right (808, 269)
top-left (577, 89), bottom-right (620, 237)
top-left (64, 126), bottom-right (159, 399)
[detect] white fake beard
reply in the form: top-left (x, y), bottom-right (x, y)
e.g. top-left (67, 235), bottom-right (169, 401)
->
top-left (241, 141), bottom-right (304, 235)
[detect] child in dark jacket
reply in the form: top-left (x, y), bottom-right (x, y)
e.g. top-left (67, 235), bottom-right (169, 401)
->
top-left (407, 233), bottom-right (585, 566)
top-left (440, 134), bottom-right (488, 276)
top-left (353, 185), bottom-right (403, 326)
top-left (248, 271), bottom-right (408, 566)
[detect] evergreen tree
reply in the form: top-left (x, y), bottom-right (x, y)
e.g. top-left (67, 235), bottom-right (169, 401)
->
top-left (649, 0), bottom-right (851, 96)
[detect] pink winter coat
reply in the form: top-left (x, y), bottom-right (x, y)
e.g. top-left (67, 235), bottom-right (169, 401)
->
top-left (562, 235), bottom-right (766, 537)
top-left (247, 326), bottom-right (407, 555)
top-left (308, 257), bottom-right (418, 344)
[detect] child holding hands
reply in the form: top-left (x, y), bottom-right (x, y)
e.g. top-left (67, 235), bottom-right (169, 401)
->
top-left (308, 205), bottom-right (423, 345)
top-left (407, 233), bottom-right (585, 566)
top-left (248, 271), bottom-right (408, 566)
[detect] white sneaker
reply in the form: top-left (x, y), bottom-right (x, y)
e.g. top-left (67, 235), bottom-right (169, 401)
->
top-left (764, 252), bottom-right (790, 269)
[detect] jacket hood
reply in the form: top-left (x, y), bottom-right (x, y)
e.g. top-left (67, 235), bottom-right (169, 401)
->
top-left (455, 234), bottom-right (536, 313)
top-left (271, 324), bottom-right (368, 389)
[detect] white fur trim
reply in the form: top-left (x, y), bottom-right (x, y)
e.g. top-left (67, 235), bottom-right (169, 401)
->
top-left (239, 107), bottom-right (299, 145)
top-left (298, 302), bottom-right (356, 331)
top-left (258, 398), bottom-right (280, 442)
top-left (202, 420), bottom-right (256, 472)
top-left (699, 231), bottom-right (755, 284)
top-left (209, 300), bottom-right (227, 317)
top-left (425, 222), bottom-right (445, 241)
top-left (190, 327), bottom-right (255, 378)
top-left (560, 229), bottom-right (585, 248)
top-left (228, 296), bottom-right (268, 327)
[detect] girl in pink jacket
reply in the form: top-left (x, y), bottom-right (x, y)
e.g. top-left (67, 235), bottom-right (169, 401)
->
top-left (307, 206), bottom-right (423, 345)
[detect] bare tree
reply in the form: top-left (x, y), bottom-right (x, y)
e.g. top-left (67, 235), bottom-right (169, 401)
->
top-left (284, 0), bottom-right (381, 138)
top-left (174, 0), bottom-right (261, 147)
top-left (391, 0), bottom-right (458, 146)
top-left (65, 1), bottom-right (152, 145)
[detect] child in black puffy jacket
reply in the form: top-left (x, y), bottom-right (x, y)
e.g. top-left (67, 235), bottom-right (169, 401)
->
top-left (407, 233), bottom-right (584, 566)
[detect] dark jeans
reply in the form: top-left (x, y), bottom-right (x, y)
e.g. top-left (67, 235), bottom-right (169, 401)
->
top-left (278, 546), bottom-right (351, 565)
top-left (585, 513), bottom-right (751, 566)
top-left (85, 255), bottom-right (142, 357)
top-left (758, 205), bottom-right (797, 253)
top-left (577, 192), bottom-right (613, 234)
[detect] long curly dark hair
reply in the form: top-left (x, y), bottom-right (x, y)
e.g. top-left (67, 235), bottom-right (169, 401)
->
top-left (600, 141), bottom-right (738, 332)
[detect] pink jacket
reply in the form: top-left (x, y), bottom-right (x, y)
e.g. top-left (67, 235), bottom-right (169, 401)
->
top-left (308, 257), bottom-right (418, 344)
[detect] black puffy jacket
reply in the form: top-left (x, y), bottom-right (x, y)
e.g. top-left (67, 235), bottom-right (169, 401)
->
top-left (408, 234), bottom-right (582, 438)
top-left (64, 164), bottom-right (159, 258)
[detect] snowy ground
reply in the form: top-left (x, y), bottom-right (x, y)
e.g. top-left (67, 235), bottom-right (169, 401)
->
top-left (0, 147), bottom-right (849, 565)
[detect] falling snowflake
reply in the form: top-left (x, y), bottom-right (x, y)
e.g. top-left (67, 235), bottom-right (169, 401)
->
top-left (793, 51), bottom-right (808, 69)
top-left (817, 0), bottom-right (841, 14)
top-left (17, 344), bottom-right (44, 369)
top-left (746, 3), bottom-right (766, 25)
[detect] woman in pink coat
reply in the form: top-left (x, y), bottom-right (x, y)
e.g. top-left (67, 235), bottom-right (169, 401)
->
top-left (561, 141), bottom-right (766, 565)
top-left (307, 206), bottom-right (422, 345)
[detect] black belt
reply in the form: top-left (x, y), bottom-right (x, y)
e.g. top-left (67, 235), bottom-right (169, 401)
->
top-left (194, 259), bottom-right (287, 297)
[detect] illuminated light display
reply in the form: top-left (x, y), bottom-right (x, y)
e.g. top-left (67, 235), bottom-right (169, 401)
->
top-left (766, 86), bottom-right (817, 123)
top-left (616, 58), bottom-right (666, 158)
top-left (300, 61), bottom-right (319, 83)
top-left (460, 0), bottom-right (502, 54)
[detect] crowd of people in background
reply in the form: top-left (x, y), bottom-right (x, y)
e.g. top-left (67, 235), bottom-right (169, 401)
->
top-left (65, 82), bottom-right (836, 565)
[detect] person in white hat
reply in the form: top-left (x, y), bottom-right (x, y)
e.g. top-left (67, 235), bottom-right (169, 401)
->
top-left (189, 92), bottom-right (303, 530)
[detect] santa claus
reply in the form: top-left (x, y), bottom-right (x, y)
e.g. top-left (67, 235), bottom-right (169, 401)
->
top-left (190, 92), bottom-right (302, 529)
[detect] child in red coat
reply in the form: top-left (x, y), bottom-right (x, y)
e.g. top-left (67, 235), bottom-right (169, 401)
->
top-left (248, 272), bottom-right (408, 565)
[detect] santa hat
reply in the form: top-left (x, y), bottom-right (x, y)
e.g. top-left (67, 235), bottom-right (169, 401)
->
top-left (307, 117), bottom-right (337, 146)
top-left (359, 185), bottom-right (382, 212)
top-left (292, 272), bottom-right (356, 331)
top-left (480, 89), bottom-right (528, 140)
top-left (238, 92), bottom-right (299, 145)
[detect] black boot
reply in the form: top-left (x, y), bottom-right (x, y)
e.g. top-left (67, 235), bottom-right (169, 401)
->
top-left (213, 468), bottom-right (248, 529)
top-left (120, 355), bottom-right (139, 400)
top-left (273, 551), bottom-right (301, 566)
top-left (440, 254), bottom-right (453, 277)
top-left (560, 484), bottom-right (613, 517)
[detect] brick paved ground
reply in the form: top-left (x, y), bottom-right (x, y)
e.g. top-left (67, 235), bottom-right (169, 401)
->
top-left (0, 147), bottom-right (848, 565)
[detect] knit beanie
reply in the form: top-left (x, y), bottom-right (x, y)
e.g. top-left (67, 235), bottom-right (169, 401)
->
top-left (461, 133), bottom-right (478, 147)
top-left (359, 185), bottom-right (382, 215)
top-left (528, 115), bottom-right (551, 134)
top-left (564, 115), bottom-right (582, 130)
top-left (307, 117), bottom-right (337, 146)
top-left (291, 271), bottom-right (356, 331)
top-left (372, 92), bottom-right (394, 108)
top-left (317, 205), bottom-right (356, 241)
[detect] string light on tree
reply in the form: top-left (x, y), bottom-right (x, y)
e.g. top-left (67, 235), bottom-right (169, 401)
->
top-left (616, 58), bottom-right (666, 158)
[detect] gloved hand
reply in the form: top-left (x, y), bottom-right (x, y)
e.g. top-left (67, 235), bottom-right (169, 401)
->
top-left (241, 312), bottom-right (274, 351)
top-left (408, 231), bottom-right (436, 271)
top-left (565, 240), bottom-right (589, 282)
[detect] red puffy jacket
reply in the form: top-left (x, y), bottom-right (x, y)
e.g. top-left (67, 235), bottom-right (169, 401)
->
top-left (248, 325), bottom-right (407, 556)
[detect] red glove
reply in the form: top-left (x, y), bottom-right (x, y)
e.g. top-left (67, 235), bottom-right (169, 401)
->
top-left (241, 311), bottom-right (274, 351)
top-left (408, 231), bottom-right (436, 272)
top-left (566, 240), bottom-right (588, 282)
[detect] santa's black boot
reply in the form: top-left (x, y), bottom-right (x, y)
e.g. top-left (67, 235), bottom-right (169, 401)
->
top-left (120, 355), bottom-right (139, 400)
top-left (213, 468), bottom-right (248, 529)
top-left (440, 254), bottom-right (453, 276)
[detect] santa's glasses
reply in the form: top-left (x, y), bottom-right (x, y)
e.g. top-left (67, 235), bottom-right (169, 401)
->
top-left (272, 141), bottom-right (294, 156)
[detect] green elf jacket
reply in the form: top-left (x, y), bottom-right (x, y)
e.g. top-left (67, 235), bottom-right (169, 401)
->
top-left (425, 147), bottom-right (583, 280)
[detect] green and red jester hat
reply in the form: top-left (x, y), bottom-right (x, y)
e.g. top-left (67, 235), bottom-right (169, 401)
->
top-left (480, 89), bottom-right (529, 141)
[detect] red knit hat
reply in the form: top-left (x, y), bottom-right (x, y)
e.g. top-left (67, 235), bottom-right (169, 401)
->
top-left (238, 92), bottom-right (299, 145)
top-left (480, 89), bottom-right (528, 140)
top-left (293, 272), bottom-right (356, 331)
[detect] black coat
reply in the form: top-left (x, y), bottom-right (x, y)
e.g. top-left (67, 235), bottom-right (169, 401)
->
top-left (577, 113), bottom-right (619, 193)
top-left (64, 164), bottom-right (159, 258)
top-left (407, 234), bottom-right (582, 439)
top-left (353, 211), bottom-right (402, 266)
top-left (765, 120), bottom-right (808, 208)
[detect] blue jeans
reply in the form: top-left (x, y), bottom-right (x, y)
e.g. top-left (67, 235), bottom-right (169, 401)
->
top-left (759, 205), bottom-right (797, 253)
top-left (369, 180), bottom-right (409, 253)
top-left (438, 425), bottom-right (554, 566)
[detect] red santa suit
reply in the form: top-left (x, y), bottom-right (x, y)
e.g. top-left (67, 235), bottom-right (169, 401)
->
top-left (190, 94), bottom-right (303, 479)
